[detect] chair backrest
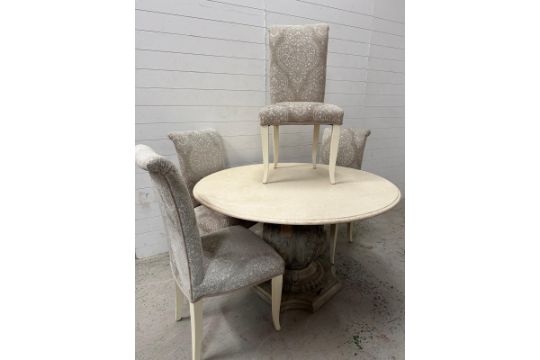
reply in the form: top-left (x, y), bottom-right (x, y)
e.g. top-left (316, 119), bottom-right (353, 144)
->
top-left (168, 129), bottom-right (226, 207)
top-left (268, 23), bottom-right (329, 104)
top-left (321, 128), bottom-right (371, 169)
top-left (135, 144), bottom-right (204, 302)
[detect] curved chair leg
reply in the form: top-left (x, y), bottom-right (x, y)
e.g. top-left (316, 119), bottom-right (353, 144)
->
top-left (347, 222), bottom-right (353, 243)
top-left (312, 124), bottom-right (320, 169)
top-left (328, 125), bottom-right (341, 184)
top-left (261, 125), bottom-right (269, 183)
top-left (190, 300), bottom-right (203, 360)
top-left (329, 224), bottom-right (338, 265)
top-left (271, 274), bottom-right (283, 331)
top-left (175, 282), bottom-right (185, 321)
top-left (272, 125), bottom-right (279, 168)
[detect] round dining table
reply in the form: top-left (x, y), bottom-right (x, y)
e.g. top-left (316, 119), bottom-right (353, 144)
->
top-left (193, 162), bottom-right (401, 312)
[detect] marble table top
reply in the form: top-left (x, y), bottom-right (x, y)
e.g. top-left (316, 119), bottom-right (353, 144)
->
top-left (193, 163), bottom-right (401, 225)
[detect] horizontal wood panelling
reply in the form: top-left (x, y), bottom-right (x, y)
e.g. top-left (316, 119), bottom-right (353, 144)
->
top-left (136, 50), bottom-right (265, 76)
top-left (369, 44), bottom-right (404, 61)
top-left (135, 0), bottom-right (404, 257)
top-left (135, 9), bottom-right (265, 43)
top-left (327, 52), bottom-right (369, 69)
top-left (135, 0), bottom-right (264, 27)
top-left (136, 88), bottom-right (266, 106)
top-left (136, 30), bottom-right (264, 59)
top-left (136, 106), bottom-right (260, 124)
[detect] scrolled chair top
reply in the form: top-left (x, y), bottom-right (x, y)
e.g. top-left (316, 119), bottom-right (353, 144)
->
top-left (135, 144), bottom-right (175, 175)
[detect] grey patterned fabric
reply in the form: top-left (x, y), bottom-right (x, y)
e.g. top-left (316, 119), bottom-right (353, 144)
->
top-left (135, 144), bottom-right (203, 302)
top-left (168, 129), bottom-right (226, 207)
top-left (321, 128), bottom-right (371, 169)
top-left (168, 129), bottom-right (255, 234)
top-left (195, 205), bottom-right (246, 236)
top-left (261, 24), bottom-right (344, 127)
top-left (196, 226), bottom-right (284, 301)
top-left (268, 24), bottom-right (329, 103)
top-left (260, 102), bottom-right (344, 126)
top-left (135, 145), bottom-right (283, 302)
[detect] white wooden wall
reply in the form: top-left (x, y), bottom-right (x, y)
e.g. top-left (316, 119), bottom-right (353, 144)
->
top-left (135, 0), bottom-right (404, 257)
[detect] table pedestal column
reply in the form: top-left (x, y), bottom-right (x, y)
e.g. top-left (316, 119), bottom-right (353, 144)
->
top-left (253, 224), bottom-right (342, 312)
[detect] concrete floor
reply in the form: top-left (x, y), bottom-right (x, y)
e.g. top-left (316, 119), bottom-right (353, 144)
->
top-left (136, 201), bottom-right (404, 360)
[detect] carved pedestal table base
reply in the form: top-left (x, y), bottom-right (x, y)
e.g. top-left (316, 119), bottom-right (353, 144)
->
top-left (253, 223), bottom-right (341, 312)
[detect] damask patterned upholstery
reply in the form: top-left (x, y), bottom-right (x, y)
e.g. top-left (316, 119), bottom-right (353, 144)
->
top-left (260, 102), bottom-right (344, 126)
top-left (135, 144), bottom-right (284, 303)
top-left (260, 23), bottom-right (344, 126)
top-left (168, 129), bottom-right (226, 207)
top-left (268, 24), bottom-right (329, 103)
top-left (321, 128), bottom-right (371, 169)
top-left (168, 129), bottom-right (255, 235)
top-left (194, 205), bottom-right (242, 236)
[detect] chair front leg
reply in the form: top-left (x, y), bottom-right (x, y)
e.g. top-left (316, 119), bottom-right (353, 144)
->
top-left (271, 274), bottom-right (283, 331)
top-left (312, 124), bottom-right (320, 169)
top-left (328, 124), bottom-right (341, 184)
top-left (190, 300), bottom-right (203, 360)
top-left (272, 125), bottom-right (279, 168)
top-left (261, 125), bottom-right (270, 183)
top-left (347, 222), bottom-right (353, 243)
top-left (329, 223), bottom-right (338, 265)
top-left (175, 282), bottom-right (185, 321)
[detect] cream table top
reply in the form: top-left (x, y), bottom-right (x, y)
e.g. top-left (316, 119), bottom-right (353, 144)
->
top-left (193, 163), bottom-right (401, 225)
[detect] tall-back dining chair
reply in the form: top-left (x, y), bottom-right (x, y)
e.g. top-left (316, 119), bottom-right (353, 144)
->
top-left (320, 128), bottom-right (371, 264)
top-left (135, 144), bottom-right (284, 360)
top-left (259, 23), bottom-right (344, 184)
top-left (168, 129), bottom-right (254, 235)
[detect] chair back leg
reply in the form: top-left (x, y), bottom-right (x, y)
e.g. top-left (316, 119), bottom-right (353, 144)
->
top-left (347, 222), bottom-right (353, 243)
top-left (271, 275), bottom-right (283, 331)
top-left (272, 125), bottom-right (280, 168)
top-left (175, 282), bottom-right (185, 321)
top-left (189, 300), bottom-right (203, 360)
top-left (328, 125), bottom-right (341, 184)
top-left (312, 124), bottom-right (320, 169)
top-left (329, 223), bottom-right (338, 265)
top-left (261, 125), bottom-right (270, 183)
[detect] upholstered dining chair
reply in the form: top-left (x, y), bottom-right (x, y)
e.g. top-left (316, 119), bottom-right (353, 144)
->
top-left (320, 127), bottom-right (371, 264)
top-left (168, 129), bottom-right (255, 236)
top-left (259, 23), bottom-right (344, 184)
top-left (135, 144), bottom-right (284, 360)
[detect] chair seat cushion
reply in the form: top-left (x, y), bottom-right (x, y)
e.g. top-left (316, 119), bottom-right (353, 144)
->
top-left (192, 226), bottom-right (285, 301)
top-left (194, 205), bottom-right (255, 236)
top-left (259, 102), bottom-right (344, 126)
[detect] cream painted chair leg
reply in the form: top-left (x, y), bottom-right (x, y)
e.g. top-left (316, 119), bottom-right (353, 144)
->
top-left (347, 222), bottom-right (353, 243)
top-left (189, 300), bottom-right (203, 360)
top-left (328, 125), bottom-right (341, 184)
top-left (272, 125), bottom-right (279, 168)
top-left (329, 224), bottom-right (338, 265)
top-left (175, 282), bottom-right (185, 321)
top-left (271, 275), bottom-right (283, 331)
top-left (261, 125), bottom-right (269, 183)
top-left (312, 124), bottom-right (320, 169)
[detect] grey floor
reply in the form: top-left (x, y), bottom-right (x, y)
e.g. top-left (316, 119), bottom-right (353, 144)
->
top-left (136, 202), bottom-right (404, 360)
